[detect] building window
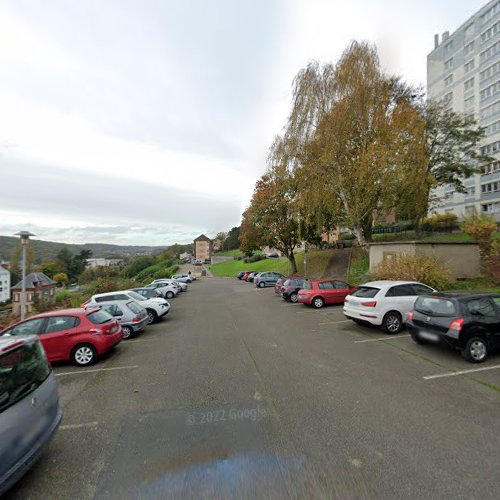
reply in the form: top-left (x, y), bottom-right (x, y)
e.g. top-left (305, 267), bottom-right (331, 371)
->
top-left (444, 41), bottom-right (454, 54)
top-left (486, 121), bottom-right (500, 135)
top-left (444, 74), bottom-right (453, 86)
top-left (464, 41), bottom-right (475, 56)
top-left (482, 1), bottom-right (500, 24)
top-left (444, 57), bottom-right (454, 70)
top-left (483, 161), bottom-right (500, 174)
top-left (466, 186), bottom-right (476, 196)
top-left (480, 61), bottom-right (500, 82)
top-left (481, 140), bottom-right (500, 155)
top-left (481, 20), bottom-right (500, 43)
top-left (480, 100), bottom-right (500, 119)
top-left (482, 202), bottom-right (500, 213)
top-left (465, 96), bottom-right (474, 110)
top-left (480, 81), bottom-right (500, 101)
top-left (465, 24), bottom-right (475, 38)
top-left (465, 59), bottom-right (476, 73)
top-left (465, 78), bottom-right (475, 92)
top-left (480, 41), bottom-right (500, 62)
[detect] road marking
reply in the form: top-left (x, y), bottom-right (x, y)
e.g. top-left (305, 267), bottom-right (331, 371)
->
top-left (318, 320), bottom-right (352, 325)
top-left (60, 421), bottom-right (99, 430)
top-left (354, 335), bottom-right (410, 344)
top-left (423, 364), bottom-right (500, 380)
top-left (55, 365), bottom-right (139, 377)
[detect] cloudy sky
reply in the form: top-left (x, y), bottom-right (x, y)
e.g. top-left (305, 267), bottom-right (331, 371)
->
top-left (0, 0), bottom-right (486, 246)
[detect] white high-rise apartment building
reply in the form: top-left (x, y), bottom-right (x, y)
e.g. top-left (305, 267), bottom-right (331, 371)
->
top-left (427, 0), bottom-right (500, 219)
top-left (0, 265), bottom-right (11, 303)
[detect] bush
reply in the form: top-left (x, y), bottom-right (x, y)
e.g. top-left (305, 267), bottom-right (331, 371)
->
top-left (55, 290), bottom-right (72, 303)
top-left (421, 213), bottom-right (458, 232)
top-left (372, 253), bottom-right (452, 289)
top-left (243, 254), bottom-right (266, 263)
top-left (463, 214), bottom-right (497, 260)
top-left (80, 266), bottom-right (121, 284)
top-left (121, 256), bottom-right (156, 278)
top-left (339, 233), bottom-right (356, 241)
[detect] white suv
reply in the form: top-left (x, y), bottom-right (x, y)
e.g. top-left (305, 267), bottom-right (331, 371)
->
top-left (343, 281), bottom-right (435, 333)
top-left (150, 279), bottom-right (187, 292)
top-left (84, 290), bottom-right (170, 325)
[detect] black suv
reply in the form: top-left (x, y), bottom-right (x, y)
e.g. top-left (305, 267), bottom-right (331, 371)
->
top-left (406, 293), bottom-right (500, 363)
top-left (281, 278), bottom-right (306, 303)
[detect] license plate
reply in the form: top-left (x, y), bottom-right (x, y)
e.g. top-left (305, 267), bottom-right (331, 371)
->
top-left (419, 331), bottom-right (439, 342)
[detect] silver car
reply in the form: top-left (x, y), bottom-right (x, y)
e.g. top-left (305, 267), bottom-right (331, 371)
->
top-left (88, 301), bottom-right (148, 339)
top-left (0, 335), bottom-right (62, 495)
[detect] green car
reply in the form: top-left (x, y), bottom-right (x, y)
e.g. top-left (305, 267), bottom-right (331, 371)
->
top-left (254, 272), bottom-right (284, 288)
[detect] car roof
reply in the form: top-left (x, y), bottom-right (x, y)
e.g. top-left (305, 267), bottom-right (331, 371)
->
top-left (93, 299), bottom-right (135, 306)
top-left (27, 308), bottom-right (90, 318)
top-left (359, 280), bottom-right (424, 288)
top-left (433, 292), bottom-right (499, 301)
top-left (93, 291), bottom-right (132, 298)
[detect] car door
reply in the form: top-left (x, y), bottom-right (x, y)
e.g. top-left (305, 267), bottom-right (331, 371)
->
top-left (470, 297), bottom-right (500, 348)
top-left (41, 315), bottom-right (80, 361)
top-left (332, 281), bottom-right (352, 303)
top-left (384, 285), bottom-right (417, 316)
top-left (318, 281), bottom-right (335, 304)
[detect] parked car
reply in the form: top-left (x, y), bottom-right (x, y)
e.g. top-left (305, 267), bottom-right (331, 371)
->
top-left (145, 281), bottom-right (179, 298)
top-left (194, 260), bottom-right (204, 265)
top-left (84, 290), bottom-right (170, 325)
top-left (172, 274), bottom-right (195, 283)
top-left (343, 281), bottom-right (435, 334)
top-left (281, 277), bottom-right (306, 302)
top-left (130, 287), bottom-right (165, 300)
top-left (242, 271), bottom-right (257, 282)
top-left (0, 308), bottom-right (123, 366)
top-left (274, 275), bottom-right (300, 294)
top-left (407, 293), bottom-right (500, 363)
top-left (237, 271), bottom-right (245, 280)
top-left (149, 279), bottom-right (187, 292)
top-left (87, 300), bottom-right (148, 339)
top-left (266, 253), bottom-right (279, 259)
top-left (254, 272), bottom-right (284, 288)
top-left (0, 335), bottom-right (62, 495)
top-left (298, 279), bottom-right (357, 309)
top-left (247, 272), bottom-right (259, 283)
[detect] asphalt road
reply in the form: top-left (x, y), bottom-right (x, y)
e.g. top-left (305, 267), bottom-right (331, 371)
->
top-left (7, 278), bottom-right (500, 499)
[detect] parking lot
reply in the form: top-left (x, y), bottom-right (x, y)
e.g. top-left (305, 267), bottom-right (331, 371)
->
top-left (7, 277), bottom-right (500, 499)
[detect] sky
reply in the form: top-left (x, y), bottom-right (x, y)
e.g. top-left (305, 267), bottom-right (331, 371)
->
top-left (0, 0), bottom-right (488, 246)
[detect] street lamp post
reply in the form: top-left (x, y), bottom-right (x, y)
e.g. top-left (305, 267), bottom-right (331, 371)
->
top-left (14, 231), bottom-right (35, 321)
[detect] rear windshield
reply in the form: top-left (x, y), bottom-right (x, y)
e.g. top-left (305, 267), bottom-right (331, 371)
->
top-left (0, 340), bottom-right (51, 414)
top-left (128, 302), bottom-right (144, 314)
top-left (414, 296), bottom-right (457, 316)
top-left (128, 291), bottom-right (145, 301)
top-left (302, 281), bottom-right (313, 290)
top-left (352, 286), bottom-right (380, 298)
top-left (87, 310), bottom-right (113, 324)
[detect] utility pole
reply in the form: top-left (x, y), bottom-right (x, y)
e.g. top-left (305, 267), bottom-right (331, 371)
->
top-left (304, 242), bottom-right (308, 278)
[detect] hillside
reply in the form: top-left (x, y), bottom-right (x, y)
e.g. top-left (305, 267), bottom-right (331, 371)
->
top-left (0, 235), bottom-right (166, 263)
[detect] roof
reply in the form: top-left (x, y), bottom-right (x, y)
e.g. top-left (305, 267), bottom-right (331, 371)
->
top-left (11, 272), bottom-right (56, 290)
top-left (194, 234), bottom-right (211, 242)
top-left (0, 266), bottom-right (9, 275)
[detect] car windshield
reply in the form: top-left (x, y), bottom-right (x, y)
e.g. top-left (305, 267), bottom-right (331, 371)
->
top-left (352, 286), bottom-right (380, 298)
top-left (87, 310), bottom-right (114, 324)
top-left (414, 297), bottom-right (457, 316)
top-left (0, 340), bottom-right (51, 414)
top-left (128, 291), bottom-right (147, 301)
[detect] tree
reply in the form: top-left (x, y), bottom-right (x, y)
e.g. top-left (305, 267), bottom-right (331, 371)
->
top-left (422, 100), bottom-right (492, 217)
top-left (53, 272), bottom-right (69, 286)
top-left (39, 260), bottom-right (62, 278)
top-left (224, 226), bottom-right (241, 251)
top-left (214, 232), bottom-right (227, 251)
top-left (288, 41), bottom-right (426, 245)
top-left (240, 137), bottom-right (302, 272)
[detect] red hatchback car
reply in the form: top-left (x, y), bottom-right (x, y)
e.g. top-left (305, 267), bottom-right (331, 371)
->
top-left (241, 271), bottom-right (257, 282)
top-left (0, 308), bottom-right (123, 366)
top-left (297, 279), bottom-right (356, 309)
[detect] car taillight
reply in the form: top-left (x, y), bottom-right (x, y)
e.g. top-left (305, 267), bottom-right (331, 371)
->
top-left (132, 317), bottom-right (141, 323)
top-left (449, 318), bottom-right (464, 332)
top-left (361, 301), bottom-right (377, 307)
top-left (406, 310), bottom-right (414, 321)
top-left (89, 328), bottom-right (103, 335)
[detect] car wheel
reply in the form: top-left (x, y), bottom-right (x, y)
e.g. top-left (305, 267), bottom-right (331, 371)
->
top-left (121, 325), bottom-right (133, 340)
top-left (312, 297), bottom-right (325, 309)
top-left (290, 293), bottom-right (298, 303)
top-left (461, 337), bottom-right (488, 363)
top-left (410, 330), bottom-right (427, 344)
top-left (146, 309), bottom-right (158, 325)
top-left (166, 291), bottom-right (174, 299)
top-left (259, 282), bottom-right (265, 288)
top-left (71, 344), bottom-right (97, 366)
top-left (382, 311), bottom-right (403, 334)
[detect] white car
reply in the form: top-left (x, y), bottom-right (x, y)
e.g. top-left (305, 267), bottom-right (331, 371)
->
top-left (172, 273), bottom-right (195, 283)
top-left (84, 290), bottom-right (170, 325)
top-left (145, 282), bottom-right (179, 299)
top-left (343, 281), bottom-right (436, 334)
top-left (151, 279), bottom-right (187, 292)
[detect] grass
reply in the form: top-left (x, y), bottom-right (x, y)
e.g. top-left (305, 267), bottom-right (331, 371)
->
top-left (213, 249), bottom-right (242, 257)
top-left (347, 248), bottom-right (370, 285)
top-left (209, 249), bottom-right (335, 278)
